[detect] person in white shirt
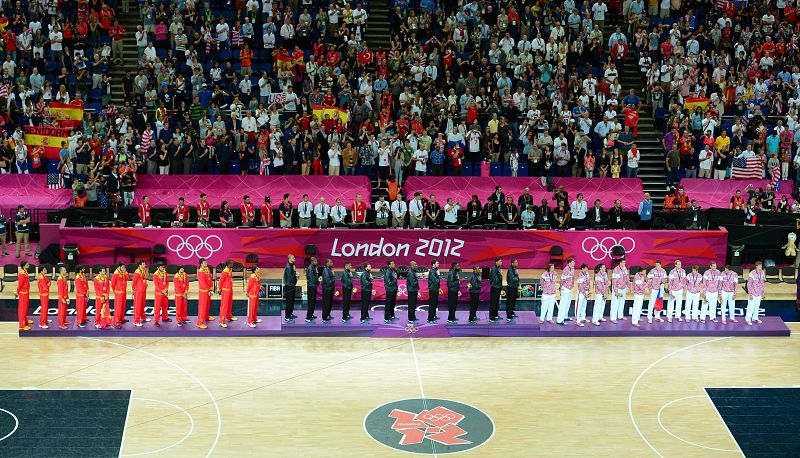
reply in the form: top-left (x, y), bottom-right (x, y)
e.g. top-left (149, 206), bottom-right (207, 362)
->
top-left (391, 193), bottom-right (408, 228)
top-left (330, 199), bottom-right (347, 226)
top-left (444, 198), bottom-right (460, 226)
top-left (314, 198), bottom-right (331, 228)
top-left (297, 194), bottom-right (313, 228)
top-left (328, 142), bottom-right (341, 175)
top-left (409, 193), bottom-right (425, 228)
top-left (216, 18), bottom-right (230, 47)
top-left (570, 194), bottom-right (588, 228)
top-left (374, 195), bottom-right (390, 227)
top-left (413, 147), bottom-right (428, 176)
top-left (698, 144), bottom-right (713, 178)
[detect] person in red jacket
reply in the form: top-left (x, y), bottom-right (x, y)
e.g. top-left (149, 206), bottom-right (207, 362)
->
top-left (197, 258), bottom-right (214, 329)
top-left (218, 261), bottom-right (236, 327)
top-left (173, 197), bottom-right (190, 227)
top-left (94, 267), bottom-right (112, 329)
top-left (15, 260), bottom-right (32, 331)
top-left (174, 266), bottom-right (190, 326)
top-left (138, 195), bottom-right (152, 226)
top-left (152, 264), bottom-right (170, 326)
top-left (75, 266), bottom-right (89, 327)
top-left (56, 266), bottom-right (71, 329)
top-left (351, 193), bottom-right (367, 224)
top-left (37, 266), bottom-right (51, 328)
top-left (132, 260), bottom-right (149, 327)
top-left (197, 193), bottom-right (211, 226)
top-left (260, 195), bottom-right (273, 226)
top-left (624, 106), bottom-right (640, 137)
top-left (240, 195), bottom-right (256, 226)
top-left (246, 266), bottom-right (262, 327)
top-left (111, 264), bottom-right (130, 328)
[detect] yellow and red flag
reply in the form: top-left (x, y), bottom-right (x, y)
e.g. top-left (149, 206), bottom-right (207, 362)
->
top-left (49, 101), bottom-right (84, 128)
top-left (24, 125), bottom-right (70, 160)
top-left (683, 97), bottom-right (710, 112)
top-left (312, 104), bottom-right (349, 125)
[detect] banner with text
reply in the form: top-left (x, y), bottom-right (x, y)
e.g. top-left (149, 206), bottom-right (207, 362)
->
top-left (23, 125), bottom-right (70, 160)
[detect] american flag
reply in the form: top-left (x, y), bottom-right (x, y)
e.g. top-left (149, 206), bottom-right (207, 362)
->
top-left (731, 156), bottom-right (762, 179)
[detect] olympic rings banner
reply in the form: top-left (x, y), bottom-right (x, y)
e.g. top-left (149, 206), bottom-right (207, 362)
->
top-left (59, 226), bottom-right (728, 269)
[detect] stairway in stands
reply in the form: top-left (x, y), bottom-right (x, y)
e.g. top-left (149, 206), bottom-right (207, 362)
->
top-left (110, 0), bottom-right (141, 107)
top-left (606, 15), bottom-right (666, 207)
top-left (364, 0), bottom-right (392, 50)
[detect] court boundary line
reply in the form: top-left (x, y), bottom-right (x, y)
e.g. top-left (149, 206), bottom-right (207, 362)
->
top-left (628, 336), bottom-right (733, 457)
top-left (0, 408), bottom-right (19, 442)
top-left (656, 395), bottom-right (739, 453)
top-left (79, 337), bottom-right (221, 458)
top-left (122, 397), bottom-right (196, 457)
top-left (704, 388), bottom-right (762, 457)
top-left (118, 391), bottom-right (133, 458)
top-left (410, 336), bottom-right (436, 457)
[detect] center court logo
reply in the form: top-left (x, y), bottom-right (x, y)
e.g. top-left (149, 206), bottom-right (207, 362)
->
top-left (166, 235), bottom-right (223, 260)
top-left (581, 236), bottom-right (636, 261)
top-left (364, 398), bottom-right (493, 454)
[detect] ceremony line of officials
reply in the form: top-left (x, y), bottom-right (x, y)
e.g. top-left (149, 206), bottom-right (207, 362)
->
top-left (15, 259), bottom-right (263, 331)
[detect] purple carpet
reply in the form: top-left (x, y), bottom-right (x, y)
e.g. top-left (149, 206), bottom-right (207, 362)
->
top-left (19, 313), bottom-right (790, 338)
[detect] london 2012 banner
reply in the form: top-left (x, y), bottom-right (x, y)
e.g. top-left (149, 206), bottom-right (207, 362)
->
top-left (60, 227), bottom-right (728, 269)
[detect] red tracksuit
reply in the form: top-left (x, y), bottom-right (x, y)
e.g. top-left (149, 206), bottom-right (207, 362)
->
top-left (94, 274), bottom-right (112, 328)
top-left (111, 270), bottom-right (130, 326)
top-left (152, 270), bottom-right (169, 322)
top-left (37, 274), bottom-right (51, 327)
top-left (218, 268), bottom-right (234, 323)
top-left (75, 273), bottom-right (89, 325)
top-left (17, 269), bottom-right (31, 329)
top-left (57, 274), bottom-right (70, 327)
top-left (132, 268), bottom-right (148, 324)
top-left (246, 273), bottom-right (260, 324)
top-left (197, 267), bottom-right (213, 327)
top-left (174, 272), bottom-right (189, 323)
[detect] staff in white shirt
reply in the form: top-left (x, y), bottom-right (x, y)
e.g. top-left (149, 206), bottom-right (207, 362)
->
top-left (444, 198), bottom-right (460, 226)
top-left (570, 194), bottom-right (588, 228)
top-left (391, 193), bottom-right (408, 228)
top-left (313, 198), bottom-right (330, 228)
top-left (409, 193), bottom-right (425, 228)
top-left (374, 195), bottom-right (390, 227)
top-left (297, 194), bottom-right (313, 228)
top-left (330, 199), bottom-right (347, 226)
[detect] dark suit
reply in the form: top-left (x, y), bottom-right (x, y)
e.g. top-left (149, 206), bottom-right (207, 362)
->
top-left (608, 206), bottom-right (624, 229)
top-left (489, 266), bottom-right (502, 320)
top-left (321, 266), bottom-right (336, 320)
top-left (407, 269), bottom-right (419, 321)
top-left (535, 205), bottom-right (552, 227)
top-left (506, 266), bottom-right (520, 318)
top-left (468, 273), bottom-right (482, 321)
top-left (589, 206), bottom-right (606, 228)
top-left (283, 262), bottom-right (298, 318)
top-left (384, 268), bottom-right (398, 320)
top-left (447, 268), bottom-right (460, 321)
top-left (305, 265), bottom-right (319, 320)
top-left (427, 268), bottom-right (441, 321)
top-left (341, 269), bottom-right (353, 318)
top-left (360, 271), bottom-right (373, 320)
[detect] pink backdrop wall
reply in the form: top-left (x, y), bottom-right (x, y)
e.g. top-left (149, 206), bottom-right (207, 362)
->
top-left (680, 178), bottom-right (794, 209)
top-left (60, 226), bottom-right (728, 269)
top-left (0, 175), bottom-right (73, 213)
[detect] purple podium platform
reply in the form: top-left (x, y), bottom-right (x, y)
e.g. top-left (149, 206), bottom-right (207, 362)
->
top-left (19, 313), bottom-right (790, 338)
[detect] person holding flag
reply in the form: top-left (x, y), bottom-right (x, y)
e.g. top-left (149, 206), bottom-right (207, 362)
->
top-left (37, 265), bottom-right (52, 329)
top-left (666, 260), bottom-right (687, 322)
top-left (94, 267), bottom-right (112, 329)
top-left (591, 264), bottom-right (609, 326)
top-left (174, 266), bottom-right (190, 326)
top-left (75, 266), bottom-right (90, 328)
top-left (152, 264), bottom-right (170, 327)
top-left (630, 267), bottom-right (648, 327)
top-left (111, 264), bottom-right (130, 328)
top-left (15, 260), bottom-right (32, 331)
top-left (556, 258), bottom-right (575, 325)
top-left (131, 260), bottom-right (149, 327)
top-left (56, 266), bottom-right (70, 329)
top-left (646, 260), bottom-right (667, 323)
top-left (746, 261), bottom-right (765, 326)
top-left (685, 266), bottom-right (703, 322)
top-left (246, 266), bottom-right (262, 328)
top-left (719, 265), bottom-right (739, 324)
top-left (610, 259), bottom-right (630, 322)
top-left (196, 259), bottom-right (214, 329)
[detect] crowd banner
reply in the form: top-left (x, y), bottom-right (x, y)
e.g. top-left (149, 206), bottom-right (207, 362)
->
top-left (683, 97), bottom-right (710, 112)
top-left (263, 93), bottom-right (286, 105)
top-left (49, 101), bottom-right (85, 128)
top-left (312, 104), bottom-right (349, 125)
top-left (315, 278), bottom-right (491, 303)
top-left (23, 125), bottom-right (71, 160)
top-left (59, 227), bottom-right (728, 269)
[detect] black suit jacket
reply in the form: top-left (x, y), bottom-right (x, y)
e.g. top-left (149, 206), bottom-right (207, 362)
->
top-left (589, 206), bottom-right (606, 227)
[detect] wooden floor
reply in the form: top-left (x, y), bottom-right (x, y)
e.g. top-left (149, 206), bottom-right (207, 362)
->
top-left (0, 322), bottom-right (797, 457)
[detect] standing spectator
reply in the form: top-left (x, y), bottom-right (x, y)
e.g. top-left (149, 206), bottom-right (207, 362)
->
top-left (638, 193), bottom-right (653, 229)
top-left (14, 205), bottom-right (31, 258)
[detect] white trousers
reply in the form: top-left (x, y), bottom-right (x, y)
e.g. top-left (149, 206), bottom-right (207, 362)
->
top-left (631, 294), bottom-right (645, 324)
top-left (592, 294), bottom-right (606, 324)
top-left (745, 295), bottom-right (762, 322)
top-left (719, 291), bottom-right (736, 320)
top-left (610, 289), bottom-right (626, 319)
top-left (702, 292), bottom-right (719, 320)
top-left (541, 294), bottom-right (556, 321)
top-left (685, 291), bottom-right (700, 319)
top-left (557, 287), bottom-right (572, 323)
top-left (667, 289), bottom-right (683, 319)
top-left (575, 292), bottom-right (588, 322)
top-left (647, 286), bottom-right (663, 320)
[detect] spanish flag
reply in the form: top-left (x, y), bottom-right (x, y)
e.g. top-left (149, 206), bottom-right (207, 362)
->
top-left (24, 125), bottom-right (70, 160)
top-left (50, 101), bottom-right (84, 128)
top-left (312, 104), bottom-right (349, 125)
top-left (683, 97), bottom-right (710, 112)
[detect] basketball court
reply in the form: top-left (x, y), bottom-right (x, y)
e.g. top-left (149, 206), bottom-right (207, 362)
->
top-left (0, 320), bottom-right (797, 457)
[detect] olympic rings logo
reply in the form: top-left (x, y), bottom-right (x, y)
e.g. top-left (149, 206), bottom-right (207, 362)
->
top-left (581, 236), bottom-right (635, 261)
top-left (422, 414), bottom-right (456, 422)
top-left (166, 235), bottom-right (224, 260)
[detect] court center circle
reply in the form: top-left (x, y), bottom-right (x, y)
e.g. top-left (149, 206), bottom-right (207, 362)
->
top-left (364, 398), bottom-right (493, 455)
top-left (0, 408), bottom-right (19, 442)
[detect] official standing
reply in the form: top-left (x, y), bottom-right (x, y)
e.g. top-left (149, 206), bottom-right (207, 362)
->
top-left (305, 257), bottom-right (320, 322)
top-left (174, 266), bottom-right (190, 325)
top-left (298, 194), bottom-right (313, 228)
top-left (611, 259), bottom-right (629, 322)
top-left (132, 260), bottom-right (149, 327)
top-left (56, 266), bottom-right (70, 329)
top-left (360, 264), bottom-right (374, 323)
top-left (446, 263), bottom-right (461, 323)
top-left (37, 266), bottom-right (51, 329)
top-left (407, 261), bottom-right (420, 322)
top-left (321, 259), bottom-right (336, 322)
top-left (152, 264), bottom-right (170, 327)
top-left (556, 258), bottom-right (575, 325)
top-left (75, 266), bottom-right (89, 328)
top-left (14, 205), bottom-right (31, 258)
top-left (283, 254), bottom-right (298, 321)
top-left (341, 262), bottom-right (354, 322)
top-left (427, 260), bottom-right (441, 323)
top-left (196, 258), bottom-right (214, 329)
top-left (383, 260), bottom-right (399, 323)
top-left (94, 267), bottom-right (112, 329)
top-left (246, 266), bottom-right (261, 327)
top-left (218, 261), bottom-right (236, 327)
top-left (539, 264), bottom-right (557, 323)
top-left (111, 264), bottom-right (129, 327)
top-left (666, 260), bottom-right (686, 322)
top-left (15, 261), bottom-right (32, 331)
top-left (489, 258), bottom-right (503, 322)
top-left (684, 266), bottom-right (703, 321)
top-left (138, 196), bottom-right (152, 226)
top-left (745, 261), bottom-right (765, 325)
top-left (506, 259), bottom-right (520, 321)
top-left (468, 266), bottom-right (482, 322)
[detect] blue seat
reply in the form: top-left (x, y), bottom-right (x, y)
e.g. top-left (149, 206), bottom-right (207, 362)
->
top-left (490, 162), bottom-right (503, 176)
top-left (517, 163), bottom-right (528, 176)
top-left (462, 162), bottom-right (472, 176)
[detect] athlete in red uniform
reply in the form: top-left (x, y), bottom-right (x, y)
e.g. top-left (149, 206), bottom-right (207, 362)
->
top-left (75, 266), bottom-right (90, 327)
top-left (37, 266), bottom-right (51, 328)
top-left (94, 267), bottom-right (113, 329)
top-left (152, 264), bottom-right (171, 326)
top-left (56, 266), bottom-right (70, 329)
top-left (111, 264), bottom-right (130, 327)
top-left (174, 266), bottom-right (190, 325)
top-left (218, 261), bottom-right (236, 327)
top-left (15, 261), bottom-right (32, 331)
top-left (131, 260), bottom-right (149, 326)
top-left (197, 259), bottom-right (214, 329)
top-left (246, 266), bottom-right (262, 327)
